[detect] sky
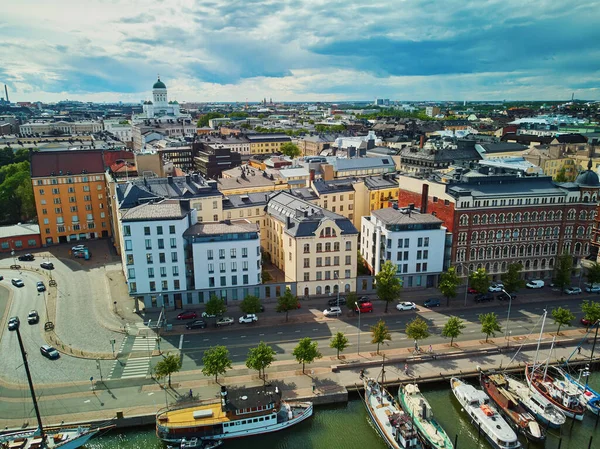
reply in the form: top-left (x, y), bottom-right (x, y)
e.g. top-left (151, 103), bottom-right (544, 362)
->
top-left (1, 0), bottom-right (600, 103)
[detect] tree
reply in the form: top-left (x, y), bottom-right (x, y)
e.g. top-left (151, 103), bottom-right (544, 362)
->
top-left (330, 332), bottom-right (349, 359)
top-left (240, 295), bottom-right (262, 314)
top-left (442, 316), bottom-right (466, 346)
top-left (375, 260), bottom-right (402, 313)
top-left (581, 300), bottom-right (600, 329)
top-left (439, 267), bottom-right (460, 306)
top-left (197, 112), bottom-right (224, 128)
top-left (405, 317), bottom-right (430, 350)
top-left (202, 345), bottom-right (232, 383)
top-left (469, 268), bottom-right (490, 294)
top-left (551, 307), bottom-right (575, 334)
top-left (479, 313), bottom-right (502, 342)
top-left (261, 270), bottom-right (273, 282)
top-left (357, 251), bottom-right (370, 276)
top-left (346, 292), bottom-right (358, 313)
top-left (554, 253), bottom-right (573, 292)
top-left (586, 263), bottom-right (600, 287)
top-left (501, 263), bottom-right (525, 294)
top-left (205, 294), bottom-right (227, 317)
top-left (276, 288), bottom-right (299, 322)
top-left (153, 353), bottom-right (181, 387)
top-left (370, 320), bottom-right (392, 354)
top-left (292, 337), bottom-right (322, 373)
top-left (280, 142), bottom-right (301, 158)
top-left (554, 166), bottom-right (571, 182)
top-left (245, 342), bottom-right (276, 381)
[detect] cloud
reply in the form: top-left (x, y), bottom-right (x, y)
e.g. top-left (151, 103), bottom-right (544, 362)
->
top-left (118, 13), bottom-right (154, 24)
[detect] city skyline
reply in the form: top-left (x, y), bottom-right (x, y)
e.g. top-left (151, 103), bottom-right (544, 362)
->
top-left (1, 0), bottom-right (600, 103)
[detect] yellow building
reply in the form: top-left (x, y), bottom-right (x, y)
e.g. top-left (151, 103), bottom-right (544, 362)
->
top-left (247, 134), bottom-right (292, 155)
top-left (31, 150), bottom-right (111, 245)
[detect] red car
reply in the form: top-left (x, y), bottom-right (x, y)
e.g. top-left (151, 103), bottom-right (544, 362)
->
top-left (177, 310), bottom-right (198, 320)
top-left (467, 287), bottom-right (478, 294)
top-left (356, 302), bottom-right (373, 313)
top-left (581, 318), bottom-right (598, 327)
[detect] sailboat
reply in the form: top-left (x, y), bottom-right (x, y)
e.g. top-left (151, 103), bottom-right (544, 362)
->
top-left (504, 376), bottom-right (566, 429)
top-left (554, 365), bottom-right (600, 415)
top-left (0, 327), bottom-right (113, 448)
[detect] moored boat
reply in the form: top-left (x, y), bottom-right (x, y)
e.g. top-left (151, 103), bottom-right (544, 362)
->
top-left (480, 373), bottom-right (545, 443)
top-left (552, 365), bottom-right (600, 415)
top-left (156, 385), bottom-right (312, 444)
top-left (398, 384), bottom-right (453, 449)
top-left (504, 376), bottom-right (566, 429)
top-left (450, 377), bottom-right (521, 449)
top-left (167, 437), bottom-right (223, 449)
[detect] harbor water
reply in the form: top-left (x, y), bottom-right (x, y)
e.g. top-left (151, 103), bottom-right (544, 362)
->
top-left (87, 374), bottom-right (600, 449)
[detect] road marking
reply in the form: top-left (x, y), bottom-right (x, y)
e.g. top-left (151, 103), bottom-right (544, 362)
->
top-left (469, 330), bottom-right (476, 333)
top-left (84, 400), bottom-right (91, 403)
top-left (313, 328), bottom-right (318, 331)
top-left (184, 340), bottom-right (190, 343)
top-left (259, 333), bottom-right (265, 336)
top-left (396, 321), bottom-right (402, 324)
top-left (203, 338), bottom-right (209, 341)
top-left (222, 337), bottom-right (228, 340)
top-left (148, 392), bottom-right (154, 396)
top-left (295, 330), bottom-right (300, 333)
top-left (178, 334), bottom-right (184, 350)
top-left (277, 332), bottom-right (283, 334)
top-left (240, 336), bottom-right (246, 338)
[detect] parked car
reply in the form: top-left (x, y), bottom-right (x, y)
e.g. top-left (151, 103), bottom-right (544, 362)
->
top-left (40, 345), bottom-right (60, 359)
top-left (27, 310), bottom-right (39, 324)
top-left (328, 297), bottom-right (346, 307)
top-left (497, 292), bottom-right (516, 301)
top-left (36, 281), bottom-right (46, 292)
top-left (474, 293), bottom-right (494, 303)
top-left (202, 311), bottom-right (217, 318)
top-left (526, 280), bottom-right (545, 289)
top-left (586, 285), bottom-right (600, 293)
top-left (276, 301), bottom-right (302, 312)
top-left (40, 262), bottom-right (54, 270)
top-left (0, 275), bottom-right (3, 281)
top-left (323, 307), bottom-right (342, 317)
top-left (467, 287), bottom-right (478, 294)
top-left (239, 314), bottom-right (258, 324)
top-left (216, 317), bottom-right (234, 327)
top-left (396, 301), bottom-right (417, 311)
top-left (8, 317), bottom-right (19, 331)
top-left (18, 254), bottom-right (34, 261)
top-left (177, 310), bottom-right (198, 320)
top-left (11, 278), bottom-right (24, 288)
top-left (423, 298), bottom-right (441, 308)
top-left (185, 320), bottom-right (207, 330)
top-left (71, 245), bottom-right (86, 252)
top-left (356, 302), bottom-right (373, 313)
top-left (488, 283), bottom-right (504, 293)
top-left (564, 287), bottom-right (582, 295)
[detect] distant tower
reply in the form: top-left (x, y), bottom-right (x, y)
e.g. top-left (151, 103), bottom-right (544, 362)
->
top-left (263, 97), bottom-right (267, 106)
top-left (572, 92), bottom-right (575, 102)
top-left (4, 85), bottom-right (8, 103)
top-left (152, 76), bottom-right (168, 107)
top-left (269, 97), bottom-right (272, 104)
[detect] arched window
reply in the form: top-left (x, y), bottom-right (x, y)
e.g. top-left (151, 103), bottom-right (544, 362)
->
top-left (543, 244), bottom-right (549, 255)
top-left (575, 242), bottom-right (582, 253)
top-left (304, 287), bottom-right (309, 297)
top-left (496, 231), bottom-right (503, 240)
top-left (515, 213), bottom-right (521, 223)
top-left (511, 246), bottom-right (516, 257)
top-left (493, 262), bottom-right (498, 272)
top-left (473, 215), bottom-right (480, 225)
top-left (333, 284), bottom-right (339, 293)
top-left (537, 228), bottom-right (543, 237)
top-left (507, 213), bottom-right (513, 222)
top-left (579, 210), bottom-right (587, 220)
top-left (486, 247), bottom-right (492, 258)
top-left (481, 215), bottom-right (488, 225)
top-left (513, 229), bottom-right (520, 239)
top-left (478, 248), bottom-right (484, 259)
top-left (551, 242), bottom-right (557, 254)
top-left (316, 286), bottom-right (322, 295)
top-left (316, 243), bottom-right (323, 252)
top-left (529, 229), bottom-right (535, 238)
top-left (523, 212), bottom-right (529, 222)
top-left (583, 195), bottom-right (590, 203)
top-left (501, 262), bottom-right (507, 272)
top-left (485, 263), bottom-right (490, 272)
top-left (577, 226), bottom-right (585, 236)
top-left (505, 230), bottom-right (511, 239)
top-left (471, 248), bottom-right (476, 259)
top-left (539, 212), bottom-right (546, 221)
top-left (541, 259), bottom-right (546, 269)
top-left (480, 231), bottom-right (486, 241)
top-left (325, 285), bottom-right (331, 294)
top-left (533, 259), bottom-right (539, 269)
top-left (556, 211), bottom-right (563, 220)
top-left (567, 209), bottom-right (576, 220)
top-left (459, 214), bottom-right (469, 226)
top-left (471, 231), bottom-right (478, 242)
top-left (498, 214), bottom-right (505, 223)
top-left (490, 214), bottom-right (496, 224)
top-left (553, 227), bottom-right (560, 237)
top-left (532, 212), bottom-right (538, 221)
top-left (535, 244), bottom-right (541, 255)
top-left (503, 246), bottom-right (509, 257)
top-left (345, 283), bottom-right (351, 293)
top-left (519, 246), bottom-right (525, 256)
top-left (320, 227), bottom-right (337, 238)
top-left (495, 247), bottom-right (501, 257)
top-left (547, 211), bottom-right (554, 221)
top-left (527, 245), bottom-right (533, 256)
top-left (549, 258), bottom-right (554, 268)
top-left (525, 260), bottom-right (531, 269)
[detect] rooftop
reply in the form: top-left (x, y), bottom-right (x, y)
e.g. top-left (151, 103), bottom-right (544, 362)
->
top-left (327, 156), bottom-right (396, 171)
top-left (0, 223), bottom-right (40, 239)
top-left (184, 220), bottom-right (258, 237)
top-left (30, 149), bottom-right (105, 177)
top-left (372, 208), bottom-right (443, 226)
top-left (121, 199), bottom-right (189, 222)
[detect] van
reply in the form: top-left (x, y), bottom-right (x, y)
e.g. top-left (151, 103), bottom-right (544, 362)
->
top-left (526, 280), bottom-right (545, 289)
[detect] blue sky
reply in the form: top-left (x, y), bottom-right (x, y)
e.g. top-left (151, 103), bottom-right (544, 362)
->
top-left (1, 0), bottom-right (599, 102)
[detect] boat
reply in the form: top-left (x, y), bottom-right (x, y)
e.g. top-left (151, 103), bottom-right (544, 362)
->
top-left (0, 327), bottom-right (113, 449)
top-left (525, 364), bottom-right (585, 420)
top-left (167, 437), bottom-right (223, 448)
top-left (480, 373), bottom-right (545, 443)
top-left (361, 377), bottom-right (421, 449)
top-left (554, 364), bottom-right (600, 415)
top-left (398, 384), bottom-right (453, 449)
top-left (450, 377), bottom-right (521, 449)
top-left (504, 376), bottom-right (566, 429)
top-left (156, 385), bottom-right (312, 444)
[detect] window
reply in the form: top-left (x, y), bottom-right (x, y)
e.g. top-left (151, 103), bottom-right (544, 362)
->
top-left (149, 281), bottom-right (156, 292)
top-left (417, 250), bottom-right (422, 259)
top-left (242, 248), bottom-right (248, 258)
top-left (424, 237), bottom-right (429, 247)
top-left (334, 256), bottom-right (339, 265)
top-left (231, 248), bottom-right (236, 258)
top-left (345, 269), bottom-right (351, 278)
top-left (174, 280), bottom-right (180, 289)
top-left (144, 226), bottom-right (150, 236)
top-left (145, 239), bottom-right (152, 250)
top-left (169, 225), bottom-right (175, 234)
top-left (423, 263), bottom-right (428, 271)
top-left (171, 252), bottom-right (178, 262)
top-left (220, 276), bottom-right (226, 286)
top-left (157, 239), bottom-right (164, 249)
top-left (304, 272), bottom-right (310, 281)
top-left (53, 198), bottom-right (61, 204)
top-left (326, 242), bottom-right (332, 252)
top-left (125, 240), bottom-right (132, 251)
top-left (160, 267), bottom-right (167, 277)
top-left (303, 244), bottom-right (310, 253)
top-left (334, 242), bottom-right (340, 251)
top-left (146, 253), bottom-right (153, 264)
top-left (345, 241), bottom-right (352, 251)
top-left (83, 195), bottom-right (91, 201)
top-left (243, 261), bottom-right (248, 271)
top-left (148, 268), bottom-right (155, 278)
top-left (404, 238), bottom-right (409, 247)
top-left (126, 254), bottom-right (134, 265)
top-left (345, 255), bottom-right (351, 265)
top-left (325, 257), bottom-right (331, 266)
top-left (418, 238), bottom-right (423, 247)
top-left (316, 272), bottom-right (322, 281)
top-left (316, 257), bottom-right (322, 267)
top-left (416, 263), bottom-right (421, 272)
top-left (231, 276), bottom-right (238, 286)
top-left (170, 238), bottom-right (177, 248)
top-left (52, 188), bottom-right (59, 194)
top-left (423, 250), bottom-right (428, 259)
top-left (209, 277), bottom-right (215, 287)
top-left (213, 215), bottom-right (218, 221)
top-left (208, 263), bottom-right (214, 274)
top-left (219, 249), bottom-right (225, 259)
top-left (213, 201), bottom-right (218, 209)
top-left (159, 253), bottom-right (166, 263)
top-left (43, 218), bottom-right (49, 225)
top-left (317, 243), bottom-right (322, 252)
top-left (231, 262), bottom-right (237, 272)
top-left (161, 280), bottom-right (168, 290)
top-left (207, 250), bottom-right (213, 260)
top-left (128, 268), bottom-right (135, 279)
top-left (129, 282), bottom-right (137, 293)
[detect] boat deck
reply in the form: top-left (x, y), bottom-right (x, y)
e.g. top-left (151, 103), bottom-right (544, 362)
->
top-left (158, 403), bottom-right (229, 428)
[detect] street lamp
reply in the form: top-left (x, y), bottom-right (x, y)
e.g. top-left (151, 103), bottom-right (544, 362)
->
top-left (455, 263), bottom-right (473, 306)
top-left (356, 305), bottom-right (361, 355)
top-left (501, 288), bottom-right (513, 348)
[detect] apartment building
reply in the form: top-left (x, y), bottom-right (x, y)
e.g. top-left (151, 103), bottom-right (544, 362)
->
top-left (361, 208), bottom-right (447, 288)
top-left (247, 134), bottom-right (292, 155)
top-left (31, 150), bottom-right (110, 245)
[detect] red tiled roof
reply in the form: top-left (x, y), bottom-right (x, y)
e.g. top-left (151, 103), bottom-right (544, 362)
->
top-left (31, 150), bottom-right (105, 178)
top-left (111, 161), bottom-right (137, 173)
top-left (103, 150), bottom-right (135, 167)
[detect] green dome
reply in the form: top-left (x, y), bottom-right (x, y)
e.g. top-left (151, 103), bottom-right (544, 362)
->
top-left (153, 77), bottom-right (166, 89)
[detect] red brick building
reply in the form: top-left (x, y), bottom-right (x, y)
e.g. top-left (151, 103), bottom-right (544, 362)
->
top-left (0, 223), bottom-right (42, 253)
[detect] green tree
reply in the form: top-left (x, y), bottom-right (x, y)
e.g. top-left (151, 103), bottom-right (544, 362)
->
top-left (245, 341), bottom-right (276, 381)
top-left (442, 316), bottom-right (466, 346)
top-left (581, 300), bottom-right (600, 329)
top-left (202, 345), bottom-right (232, 383)
top-left (197, 112), bottom-right (224, 128)
top-left (501, 263), bottom-right (526, 294)
top-left (551, 307), bottom-right (575, 334)
top-left (292, 337), bottom-right (322, 373)
top-left (469, 268), bottom-right (490, 294)
top-left (554, 166), bottom-right (571, 182)
top-left (205, 294), bottom-right (227, 317)
top-left (330, 332), bottom-right (349, 359)
top-left (586, 263), bottom-right (600, 287)
top-left (153, 353), bottom-right (182, 387)
top-left (240, 295), bottom-right (262, 314)
top-left (405, 317), bottom-right (430, 350)
top-left (479, 312), bottom-right (502, 342)
top-left (228, 111), bottom-right (249, 118)
top-left (554, 253), bottom-right (573, 292)
top-left (280, 142), bottom-right (301, 158)
top-left (370, 320), bottom-right (392, 354)
top-left (276, 288), bottom-right (299, 322)
top-left (375, 260), bottom-right (402, 313)
top-left (0, 161), bottom-right (36, 225)
top-left (357, 251), bottom-right (370, 276)
top-left (346, 292), bottom-right (358, 313)
top-left (439, 267), bottom-right (460, 306)
top-left (261, 269), bottom-right (273, 282)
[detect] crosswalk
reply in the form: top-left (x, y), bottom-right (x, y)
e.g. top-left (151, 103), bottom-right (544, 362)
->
top-left (108, 335), bottom-right (156, 379)
top-left (120, 356), bottom-right (152, 379)
top-left (131, 335), bottom-right (156, 353)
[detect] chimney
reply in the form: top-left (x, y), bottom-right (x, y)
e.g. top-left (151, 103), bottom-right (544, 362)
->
top-left (4, 85), bottom-right (8, 103)
top-left (421, 184), bottom-right (429, 214)
top-left (419, 136), bottom-right (424, 148)
top-left (167, 175), bottom-right (173, 184)
top-left (185, 174), bottom-right (191, 184)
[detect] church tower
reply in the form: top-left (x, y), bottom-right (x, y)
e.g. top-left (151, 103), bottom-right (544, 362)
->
top-left (152, 76), bottom-right (168, 108)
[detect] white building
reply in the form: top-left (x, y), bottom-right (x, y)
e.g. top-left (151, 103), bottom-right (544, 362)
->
top-left (20, 120), bottom-right (102, 135)
top-left (361, 208), bottom-right (446, 288)
top-left (186, 220), bottom-right (261, 295)
top-left (132, 77), bottom-right (192, 125)
top-left (334, 130), bottom-right (382, 149)
top-left (103, 119), bottom-right (133, 142)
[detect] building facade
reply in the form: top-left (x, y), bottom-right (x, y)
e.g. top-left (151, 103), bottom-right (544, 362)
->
top-left (20, 120), bottom-right (102, 135)
top-left (247, 134), bottom-right (292, 155)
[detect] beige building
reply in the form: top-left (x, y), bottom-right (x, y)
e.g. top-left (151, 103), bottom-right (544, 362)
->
top-left (20, 120), bottom-right (102, 135)
top-left (247, 133), bottom-right (292, 154)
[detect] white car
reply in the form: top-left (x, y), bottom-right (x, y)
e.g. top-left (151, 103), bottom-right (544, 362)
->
top-left (586, 285), bottom-right (600, 293)
top-left (396, 302), bottom-right (417, 311)
top-left (323, 307), bottom-right (342, 317)
top-left (202, 311), bottom-right (216, 318)
top-left (239, 314), bottom-right (258, 324)
top-left (488, 283), bottom-right (504, 293)
top-left (71, 244), bottom-right (86, 252)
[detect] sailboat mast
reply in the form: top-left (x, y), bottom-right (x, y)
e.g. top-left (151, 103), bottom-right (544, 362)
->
top-left (543, 336), bottom-right (555, 381)
top-left (15, 327), bottom-right (45, 438)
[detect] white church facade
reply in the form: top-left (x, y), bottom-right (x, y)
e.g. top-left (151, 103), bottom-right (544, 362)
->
top-left (132, 77), bottom-right (192, 124)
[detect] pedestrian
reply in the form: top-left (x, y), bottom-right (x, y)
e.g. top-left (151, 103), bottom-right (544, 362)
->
top-left (404, 363), bottom-right (409, 375)
top-left (578, 347), bottom-right (582, 354)
top-left (428, 345), bottom-right (433, 354)
top-left (189, 389), bottom-right (193, 398)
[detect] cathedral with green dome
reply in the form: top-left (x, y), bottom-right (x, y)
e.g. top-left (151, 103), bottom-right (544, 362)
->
top-left (133, 76), bottom-right (191, 124)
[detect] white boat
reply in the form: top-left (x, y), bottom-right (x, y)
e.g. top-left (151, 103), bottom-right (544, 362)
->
top-left (0, 328), bottom-right (112, 449)
top-left (398, 384), bottom-right (453, 449)
top-left (362, 377), bottom-right (421, 449)
top-left (450, 378), bottom-right (521, 449)
top-left (156, 385), bottom-right (312, 444)
top-left (552, 365), bottom-right (600, 415)
top-left (167, 437), bottom-right (223, 449)
top-left (504, 376), bottom-right (566, 429)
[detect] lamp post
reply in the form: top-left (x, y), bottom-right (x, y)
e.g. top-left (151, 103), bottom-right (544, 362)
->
top-left (456, 263), bottom-right (473, 306)
top-left (356, 305), bottom-right (361, 355)
top-left (502, 288), bottom-right (513, 348)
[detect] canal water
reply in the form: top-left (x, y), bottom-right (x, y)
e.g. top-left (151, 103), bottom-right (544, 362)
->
top-left (87, 374), bottom-right (600, 449)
